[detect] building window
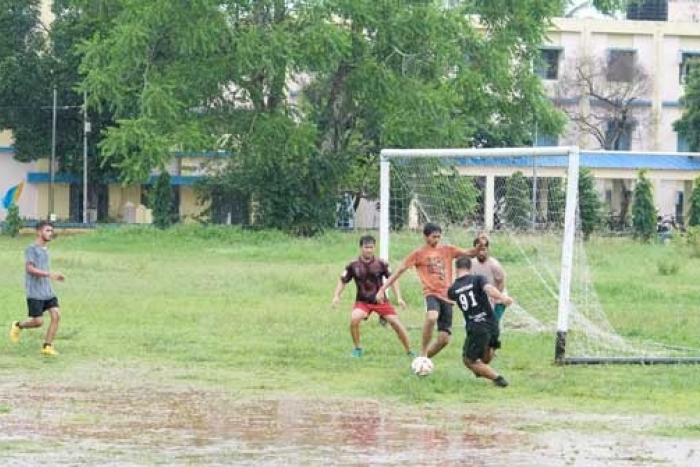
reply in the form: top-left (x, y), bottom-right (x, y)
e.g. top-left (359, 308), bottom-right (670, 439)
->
top-left (535, 133), bottom-right (559, 147)
top-left (679, 52), bottom-right (700, 84)
top-left (677, 133), bottom-right (691, 152)
top-left (606, 120), bottom-right (633, 150)
top-left (606, 49), bottom-right (636, 82)
top-left (535, 48), bottom-right (562, 80)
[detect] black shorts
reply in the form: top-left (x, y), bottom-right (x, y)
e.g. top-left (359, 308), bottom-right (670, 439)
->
top-left (26, 297), bottom-right (59, 318)
top-left (425, 295), bottom-right (453, 335)
top-left (463, 328), bottom-right (501, 361)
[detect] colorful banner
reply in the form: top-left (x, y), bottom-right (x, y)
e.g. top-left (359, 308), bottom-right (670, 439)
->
top-left (2, 181), bottom-right (24, 209)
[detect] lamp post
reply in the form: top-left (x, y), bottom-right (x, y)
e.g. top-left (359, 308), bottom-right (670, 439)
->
top-left (82, 90), bottom-right (91, 224)
top-left (49, 85), bottom-right (57, 221)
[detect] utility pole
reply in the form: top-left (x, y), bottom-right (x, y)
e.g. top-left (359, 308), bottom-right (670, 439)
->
top-left (49, 85), bottom-right (57, 221)
top-left (82, 90), bottom-right (91, 224)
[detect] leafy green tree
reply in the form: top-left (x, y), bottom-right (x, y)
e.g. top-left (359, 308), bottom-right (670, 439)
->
top-left (631, 169), bottom-right (656, 241)
top-left (505, 171), bottom-right (531, 230)
top-left (546, 177), bottom-right (566, 226)
top-left (3, 205), bottom-right (22, 237)
top-left (578, 167), bottom-right (602, 240)
top-left (687, 176), bottom-right (700, 227)
top-left (675, 66), bottom-right (700, 152)
top-left (150, 171), bottom-right (174, 229)
top-left (0, 0), bottom-right (121, 221)
top-left (78, 0), bottom-right (566, 235)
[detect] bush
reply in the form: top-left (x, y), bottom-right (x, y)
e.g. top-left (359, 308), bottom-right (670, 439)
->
top-left (3, 205), bottom-right (22, 237)
top-left (632, 170), bottom-right (656, 241)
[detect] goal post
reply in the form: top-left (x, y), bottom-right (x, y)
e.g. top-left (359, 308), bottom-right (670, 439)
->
top-left (378, 146), bottom-right (700, 365)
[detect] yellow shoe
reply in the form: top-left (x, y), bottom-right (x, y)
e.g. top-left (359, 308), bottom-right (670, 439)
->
top-left (10, 322), bottom-right (21, 343)
top-left (41, 345), bottom-right (59, 356)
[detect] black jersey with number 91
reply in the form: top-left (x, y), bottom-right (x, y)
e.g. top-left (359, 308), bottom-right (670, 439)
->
top-left (448, 274), bottom-right (497, 332)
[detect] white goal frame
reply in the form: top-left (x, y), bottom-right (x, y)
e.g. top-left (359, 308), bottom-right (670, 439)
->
top-left (379, 146), bottom-right (580, 364)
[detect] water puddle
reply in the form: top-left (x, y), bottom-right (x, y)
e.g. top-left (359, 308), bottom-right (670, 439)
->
top-left (0, 383), bottom-right (696, 466)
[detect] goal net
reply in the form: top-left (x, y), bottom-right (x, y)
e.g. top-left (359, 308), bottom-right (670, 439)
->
top-left (379, 147), bottom-right (700, 365)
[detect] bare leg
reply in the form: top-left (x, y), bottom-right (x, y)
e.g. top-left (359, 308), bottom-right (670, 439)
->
top-left (350, 308), bottom-right (368, 349)
top-left (18, 317), bottom-right (44, 329)
top-left (463, 357), bottom-right (499, 380)
top-left (44, 307), bottom-right (61, 345)
top-left (427, 330), bottom-right (451, 358)
top-left (420, 310), bottom-right (439, 356)
top-left (384, 315), bottom-right (412, 353)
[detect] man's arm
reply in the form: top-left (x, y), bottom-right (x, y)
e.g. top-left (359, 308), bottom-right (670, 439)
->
top-left (484, 283), bottom-right (512, 307)
top-left (390, 281), bottom-right (407, 309)
top-left (25, 262), bottom-right (64, 281)
top-left (492, 259), bottom-right (506, 292)
top-left (331, 279), bottom-right (347, 308)
top-left (455, 246), bottom-right (478, 258)
top-left (376, 260), bottom-right (410, 301)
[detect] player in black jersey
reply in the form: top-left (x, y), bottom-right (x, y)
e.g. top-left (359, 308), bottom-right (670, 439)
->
top-left (332, 235), bottom-right (414, 357)
top-left (448, 256), bottom-right (513, 387)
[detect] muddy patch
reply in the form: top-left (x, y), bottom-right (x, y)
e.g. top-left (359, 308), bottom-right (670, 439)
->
top-left (0, 381), bottom-right (697, 466)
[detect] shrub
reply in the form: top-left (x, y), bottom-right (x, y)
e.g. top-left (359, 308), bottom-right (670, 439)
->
top-left (3, 205), bottom-right (22, 237)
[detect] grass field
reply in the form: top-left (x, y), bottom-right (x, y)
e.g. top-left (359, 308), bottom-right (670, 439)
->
top-left (1, 225), bottom-right (699, 466)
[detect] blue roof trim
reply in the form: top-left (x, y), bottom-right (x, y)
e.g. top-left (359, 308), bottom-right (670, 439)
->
top-left (0, 146), bottom-right (15, 154)
top-left (448, 151), bottom-right (700, 171)
top-left (146, 175), bottom-right (200, 186)
top-left (27, 172), bottom-right (80, 183)
top-left (28, 172), bottom-right (201, 186)
top-left (662, 100), bottom-right (682, 108)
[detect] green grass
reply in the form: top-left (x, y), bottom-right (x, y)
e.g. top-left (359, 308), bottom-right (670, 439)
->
top-left (1, 225), bottom-right (699, 429)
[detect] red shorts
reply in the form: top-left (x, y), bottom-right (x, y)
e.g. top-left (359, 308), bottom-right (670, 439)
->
top-left (353, 301), bottom-right (397, 317)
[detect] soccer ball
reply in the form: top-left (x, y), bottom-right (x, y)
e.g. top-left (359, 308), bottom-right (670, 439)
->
top-left (411, 356), bottom-right (434, 377)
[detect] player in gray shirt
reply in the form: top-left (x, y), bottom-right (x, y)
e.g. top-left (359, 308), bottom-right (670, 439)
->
top-left (10, 221), bottom-right (65, 355)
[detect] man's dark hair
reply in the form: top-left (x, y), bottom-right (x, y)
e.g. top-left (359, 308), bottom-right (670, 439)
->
top-left (36, 220), bottom-right (53, 231)
top-left (423, 222), bottom-right (442, 236)
top-left (473, 237), bottom-right (489, 247)
top-left (359, 235), bottom-right (376, 246)
top-left (455, 256), bottom-right (472, 270)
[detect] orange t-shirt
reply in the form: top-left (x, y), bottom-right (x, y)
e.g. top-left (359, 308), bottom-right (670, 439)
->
top-left (404, 244), bottom-right (466, 300)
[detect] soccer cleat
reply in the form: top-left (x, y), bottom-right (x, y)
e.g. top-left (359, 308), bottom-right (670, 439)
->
top-left (378, 316), bottom-right (388, 327)
top-left (493, 375), bottom-right (509, 387)
top-left (352, 348), bottom-right (363, 357)
top-left (41, 345), bottom-right (59, 356)
top-left (10, 322), bottom-right (21, 343)
top-left (407, 350), bottom-right (416, 358)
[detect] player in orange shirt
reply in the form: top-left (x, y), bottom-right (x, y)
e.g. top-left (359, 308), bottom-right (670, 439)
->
top-left (377, 223), bottom-right (477, 358)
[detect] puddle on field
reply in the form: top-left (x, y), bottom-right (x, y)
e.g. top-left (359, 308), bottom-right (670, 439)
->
top-left (0, 383), bottom-right (697, 466)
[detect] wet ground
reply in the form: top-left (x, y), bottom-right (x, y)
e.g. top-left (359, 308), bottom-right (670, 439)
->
top-left (0, 379), bottom-right (697, 466)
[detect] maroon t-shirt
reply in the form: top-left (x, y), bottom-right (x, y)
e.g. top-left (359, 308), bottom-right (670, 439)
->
top-left (340, 257), bottom-right (391, 304)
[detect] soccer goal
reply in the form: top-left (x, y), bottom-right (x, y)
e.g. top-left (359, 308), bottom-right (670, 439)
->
top-left (379, 146), bottom-right (700, 365)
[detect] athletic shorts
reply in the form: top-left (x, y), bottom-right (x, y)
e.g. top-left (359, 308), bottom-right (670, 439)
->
top-left (26, 297), bottom-right (59, 318)
top-left (353, 301), bottom-right (397, 318)
top-left (463, 328), bottom-right (501, 361)
top-left (425, 295), bottom-right (453, 335)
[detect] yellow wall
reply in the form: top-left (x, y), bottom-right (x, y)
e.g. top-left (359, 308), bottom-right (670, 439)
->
top-left (179, 186), bottom-right (208, 222)
top-left (35, 184), bottom-right (70, 221)
top-left (108, 185), bottom-right (143, 220)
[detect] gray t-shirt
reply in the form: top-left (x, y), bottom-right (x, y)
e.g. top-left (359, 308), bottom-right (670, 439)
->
top-left (25, 244), bottom-right (54, 299)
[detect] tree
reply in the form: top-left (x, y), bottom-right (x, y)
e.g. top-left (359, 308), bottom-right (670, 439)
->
top-left (505, 171), bottom-right (531, 230)
top-left (674, 66), bottom-right (700, 152)
top-left (3, 205), bottom-right (22, 237)
top-left (78, 0), bottom-right (566, 235)
top-left (150, 171), bottom-right (174, 229)
top-left (578, 167), bottom-right (602, 240)
top-left (555, 54), bottom-right (652, 150)
top-left (687, 176), bottom-right (700, 227)
top-left (631, 169), bottom-right (656, 241)
top-left (0, 0), bottom-right (122, 221)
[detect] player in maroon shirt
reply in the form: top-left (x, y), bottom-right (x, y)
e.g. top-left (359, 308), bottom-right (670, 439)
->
top-left (332, 235), bottom-right (414, 357)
